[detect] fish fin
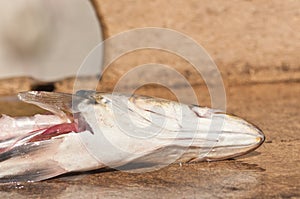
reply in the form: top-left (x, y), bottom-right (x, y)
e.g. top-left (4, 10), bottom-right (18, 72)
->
top-left (0, 139), bottom-right (66, 183)
top-left (18, 91), bottom-right (84, 118)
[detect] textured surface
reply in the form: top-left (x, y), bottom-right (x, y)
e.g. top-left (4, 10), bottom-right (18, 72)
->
top-left (93, 0), bottom-right (300, 85)
top-left (0, 82), bottom-right (298, 198)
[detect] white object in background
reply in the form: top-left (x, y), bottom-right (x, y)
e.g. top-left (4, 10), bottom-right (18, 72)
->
top-left (0, 0), bottom-right (103, 81)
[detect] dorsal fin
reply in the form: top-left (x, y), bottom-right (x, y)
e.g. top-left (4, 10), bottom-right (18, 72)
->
top-left (17, 91), bottom-right (83, 119)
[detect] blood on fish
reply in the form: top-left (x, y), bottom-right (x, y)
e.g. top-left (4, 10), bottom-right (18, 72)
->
top-left (29, 123), bottom-right (79, 142)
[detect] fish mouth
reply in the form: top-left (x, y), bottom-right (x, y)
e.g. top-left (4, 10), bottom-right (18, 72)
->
top-left (0, 91), bottom-right (98, 150)
top-left (0, 92), bottom-right (82, 151)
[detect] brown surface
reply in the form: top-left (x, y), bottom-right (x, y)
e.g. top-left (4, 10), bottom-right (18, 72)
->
top-left (0, 82), bottom-right (299, 198)
top-left (93, 0), bottom-right (300, 85)
top-left (0, 77), bottom-right (34, 96)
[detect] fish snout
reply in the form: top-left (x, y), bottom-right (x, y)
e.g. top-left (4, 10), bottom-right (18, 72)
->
top-left (205, 114), bottom-right (265, 161)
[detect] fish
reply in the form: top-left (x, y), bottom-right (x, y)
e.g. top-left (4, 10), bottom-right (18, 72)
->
top-left (0, 91), bottom-right (265, 183)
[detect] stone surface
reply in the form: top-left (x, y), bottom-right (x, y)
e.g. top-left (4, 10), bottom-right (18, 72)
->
top-left (0, 82), bottom-right (298, 198)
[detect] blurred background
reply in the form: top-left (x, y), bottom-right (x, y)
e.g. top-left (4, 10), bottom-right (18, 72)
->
top-left (0, 0), bottom-right (102, 94)
top-left (0, 0), bottom-right (298, 96)
top-left (95, 0), bottom-right (299, 89)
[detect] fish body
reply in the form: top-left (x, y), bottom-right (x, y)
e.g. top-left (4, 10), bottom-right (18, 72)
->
top-left (0, 91), bottom-right (265, 182)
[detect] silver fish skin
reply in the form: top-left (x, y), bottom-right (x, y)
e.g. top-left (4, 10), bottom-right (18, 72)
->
top-left (0, 91), bottom-right (265, 182)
